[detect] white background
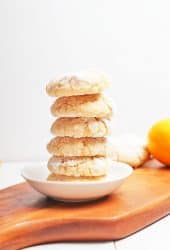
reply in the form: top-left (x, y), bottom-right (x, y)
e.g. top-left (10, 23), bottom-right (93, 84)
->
top-left (0, 0), bottom-right (170, 161)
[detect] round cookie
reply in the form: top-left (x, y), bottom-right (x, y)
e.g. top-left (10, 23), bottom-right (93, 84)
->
top-left (46, 70), bottom-right (110, 97)
top-left (47, 173), bottom-right (104, 181)
top-left (51, 94), bottom-right (112, 118)
top-left (48, 156), bottom-right (112, 177)
top-left (112, 134), bottom-right (150, 168)
top-left (51, 117), bottom-right (110, 138)
top-left (47, 137), bottom-right (112, 157)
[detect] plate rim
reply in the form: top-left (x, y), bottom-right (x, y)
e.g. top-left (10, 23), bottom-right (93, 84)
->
top-left (21, 162), bottom-right (133, 186)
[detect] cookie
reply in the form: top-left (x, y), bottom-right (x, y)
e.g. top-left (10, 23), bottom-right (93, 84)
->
top-left (51, 117), bottom-right (109, 138)
top-left (47, 173), bottom-right (104, 181)
top-left (51, 94), bottom-right (112, 118)
top-left (112, 134), bottom-right (150, 168)
top-left (48, 156), bottom-right (112, 177)
top-left (46, 70), bottom-right (110, 97)
top-left (47, 137), bottom-right (112, 157)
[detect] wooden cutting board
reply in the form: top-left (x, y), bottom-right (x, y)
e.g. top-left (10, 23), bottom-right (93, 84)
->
top-left (0, 162), bottom-right (169, 250)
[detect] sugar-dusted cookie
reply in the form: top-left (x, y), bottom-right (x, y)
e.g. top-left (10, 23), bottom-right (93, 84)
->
top-left (47, 137), bottom-right (112, 157)
top-left (51, 117), bottom-right (109, 138)
top-left (51, 94), bottom-right (113, 119)
top-left (46, 70), bottom-right (110, 97)
top-left (48, 156), bottom-right (112, 177)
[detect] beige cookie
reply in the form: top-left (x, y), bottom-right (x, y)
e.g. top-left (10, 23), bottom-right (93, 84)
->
top-left (51, 117), bottom-right (109, 138)
top-left (47, 173), bottom-right (104, 181)
top-left (112, 134), bottom-right (150, 168)
top-left (46, 70), bottom-right (110, 97)
top-left (51, 94), bottom-right (112, 118)
top-left (47, 137), bottom-right (112, 157)
top-left (48, 156), bottom-right (112, 177)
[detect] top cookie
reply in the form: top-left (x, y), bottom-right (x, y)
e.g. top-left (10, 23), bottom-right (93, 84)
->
top-left (46, 70), bottom-right (110, 97)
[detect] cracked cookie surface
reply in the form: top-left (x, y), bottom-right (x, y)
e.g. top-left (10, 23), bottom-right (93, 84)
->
top-left (48, 156), bottom-right (112, 177)
top-left (51, 117), bottom-right (109, 138)
top-left (47, 137), bottom-right (112, 157)
top-left (46, 70), bottom-right (110, 97)
top-left (51, 94), bottom-right (113, 118)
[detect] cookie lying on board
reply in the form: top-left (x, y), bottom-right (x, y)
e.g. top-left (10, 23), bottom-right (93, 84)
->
top-left (112, 134), bottom-right (150, 168)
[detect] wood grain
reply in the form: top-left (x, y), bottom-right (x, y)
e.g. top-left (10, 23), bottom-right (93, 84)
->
top-left (0, 164), bottom-right (169, 250)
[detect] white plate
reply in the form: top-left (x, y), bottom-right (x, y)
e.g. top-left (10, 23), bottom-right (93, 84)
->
top-left (21, 162), bottom-right (133, 202)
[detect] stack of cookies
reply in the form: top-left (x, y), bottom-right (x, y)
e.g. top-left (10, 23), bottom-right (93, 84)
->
top-left (46, 70), bottom-right (114, 181)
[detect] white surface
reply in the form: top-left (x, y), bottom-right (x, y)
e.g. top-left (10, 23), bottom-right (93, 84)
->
top-left (21, 162), bottom-right (133, 202)
top-left (25, 242), bottom-right (115, 250)
top-left (0, 0), bottom-right (170, 160)
top-left (0, 162), bottom-right (169, 250)
top-left (116, 216), bottom-right (170, 250)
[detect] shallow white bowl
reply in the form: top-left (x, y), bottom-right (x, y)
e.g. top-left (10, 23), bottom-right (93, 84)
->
top-left (21, 162), bottom-right (133, 202)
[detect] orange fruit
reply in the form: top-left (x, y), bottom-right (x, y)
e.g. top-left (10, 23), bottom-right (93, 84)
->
top-left (148, 118), bottom-right (170, 165)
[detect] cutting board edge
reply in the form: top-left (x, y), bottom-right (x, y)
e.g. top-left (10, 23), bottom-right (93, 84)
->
top-left (0, 193), bottom-right (169, 250)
